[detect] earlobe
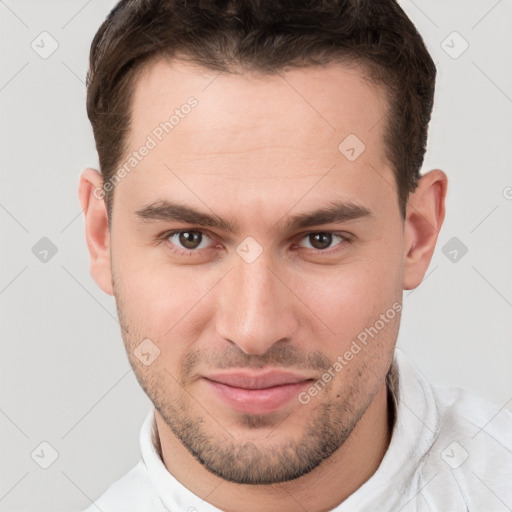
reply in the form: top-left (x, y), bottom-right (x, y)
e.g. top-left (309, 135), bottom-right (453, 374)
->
top-left (78, 168), bottom-right (114, 296)
top-left (402, 169), bottom-right (448, 290)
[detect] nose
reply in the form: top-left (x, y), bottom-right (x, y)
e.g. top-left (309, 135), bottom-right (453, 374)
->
top-left (215, 251), bottom-right (300, 355)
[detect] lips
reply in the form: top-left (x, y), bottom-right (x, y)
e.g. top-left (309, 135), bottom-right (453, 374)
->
top-left (205, 370), bottom-right (311, 389)
top-left (202, 370), bottom-right (314, 415)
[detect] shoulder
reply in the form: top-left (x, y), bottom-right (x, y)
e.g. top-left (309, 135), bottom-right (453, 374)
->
top-left (420, 382), bottom-right (512, 509)
top-left (81, 460), bottom-right (166, 512)
top-left (430, 381), bottom-right (512, 456)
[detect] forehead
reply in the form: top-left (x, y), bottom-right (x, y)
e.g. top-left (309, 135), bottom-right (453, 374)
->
top-left (129, 56), bottom-right (388, 149)
top-left (118, 57), bottom-right (397, 220)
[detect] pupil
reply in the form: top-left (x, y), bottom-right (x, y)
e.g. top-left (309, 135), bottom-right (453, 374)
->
top-left (311, 233), bottom-right (332, 250)
top-left (179, 231), bottom-right (201, 249)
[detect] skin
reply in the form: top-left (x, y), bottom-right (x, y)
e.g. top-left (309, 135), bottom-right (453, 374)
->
top-left (79, 57), bottom-right (447, 512)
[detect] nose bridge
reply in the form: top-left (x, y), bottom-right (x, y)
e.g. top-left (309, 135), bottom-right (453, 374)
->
top-left (216, 251), bottom-right (298, 355)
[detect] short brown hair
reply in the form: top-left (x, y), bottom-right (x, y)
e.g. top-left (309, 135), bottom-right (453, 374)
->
top-left (86, 0), bottom-right (436, 219)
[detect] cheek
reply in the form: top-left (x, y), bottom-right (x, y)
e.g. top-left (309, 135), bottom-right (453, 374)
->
top-left (296, 247), bottom-right (402, 349)
top-left (112, 239), bottom-right (218, 347)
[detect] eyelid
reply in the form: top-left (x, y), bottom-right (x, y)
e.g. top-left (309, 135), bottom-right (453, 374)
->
top-left (294, 229), bottom-right (352, 241)
top-left (159, 227), bottom-right (213, 238)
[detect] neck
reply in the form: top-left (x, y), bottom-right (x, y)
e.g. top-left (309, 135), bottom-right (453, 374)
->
top-left (154, 378), bottom-right (393, 512)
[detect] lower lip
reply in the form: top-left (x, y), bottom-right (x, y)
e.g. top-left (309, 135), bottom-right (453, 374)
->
top-left (203, 378), bottom-right (311, 415)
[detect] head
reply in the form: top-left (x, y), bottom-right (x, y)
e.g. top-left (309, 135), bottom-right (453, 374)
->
top-left (80, 0), bottom-right (446, 485)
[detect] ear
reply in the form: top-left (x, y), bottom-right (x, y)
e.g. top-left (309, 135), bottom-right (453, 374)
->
top-left (78, 168), bottom-right (114, 295)
top-left (403, 169), bottom-right (448, 290)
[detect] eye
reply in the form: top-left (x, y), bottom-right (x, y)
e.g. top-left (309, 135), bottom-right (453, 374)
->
top-left (297, 232), bottom-right (349, 252)
top-left (165, 229), bottom-right (214, 254)
top-left (159, 229), bottom-right (351, 258)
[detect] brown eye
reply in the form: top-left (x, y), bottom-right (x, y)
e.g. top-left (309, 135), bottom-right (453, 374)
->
top-left (298, 232), bottom-right (348, 252)
top-left (309, 233), bottom-right (333, 250)
top-left (178, 231), bottom-right (203, 249)
top-left (166, 230), bottom-right (212, 252)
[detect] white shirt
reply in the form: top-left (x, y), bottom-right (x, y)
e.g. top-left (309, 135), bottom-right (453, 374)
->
top-left (83, 349), bottom-right (512, 511)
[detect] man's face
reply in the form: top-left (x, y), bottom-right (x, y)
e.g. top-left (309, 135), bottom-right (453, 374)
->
top-left (110, 58), bottom-right (405, 484)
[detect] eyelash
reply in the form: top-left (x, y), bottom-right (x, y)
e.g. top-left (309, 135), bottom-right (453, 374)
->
top-left (159, 228), bottom-right (352, 257)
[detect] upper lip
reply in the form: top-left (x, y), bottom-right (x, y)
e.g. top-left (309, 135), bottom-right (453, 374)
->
top-left (204, 370), bottom-right (313, 390)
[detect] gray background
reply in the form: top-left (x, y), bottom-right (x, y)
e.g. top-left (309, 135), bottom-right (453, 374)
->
top-left (1, 1), bottom-right (511, 510)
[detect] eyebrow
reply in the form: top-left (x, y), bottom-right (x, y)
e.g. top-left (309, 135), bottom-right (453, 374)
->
top-left (135, 200), bottom-right (372, 233)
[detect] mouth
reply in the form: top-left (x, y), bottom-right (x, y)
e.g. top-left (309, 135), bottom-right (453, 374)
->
top-left (202, 370), bottom-right (314, 415)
